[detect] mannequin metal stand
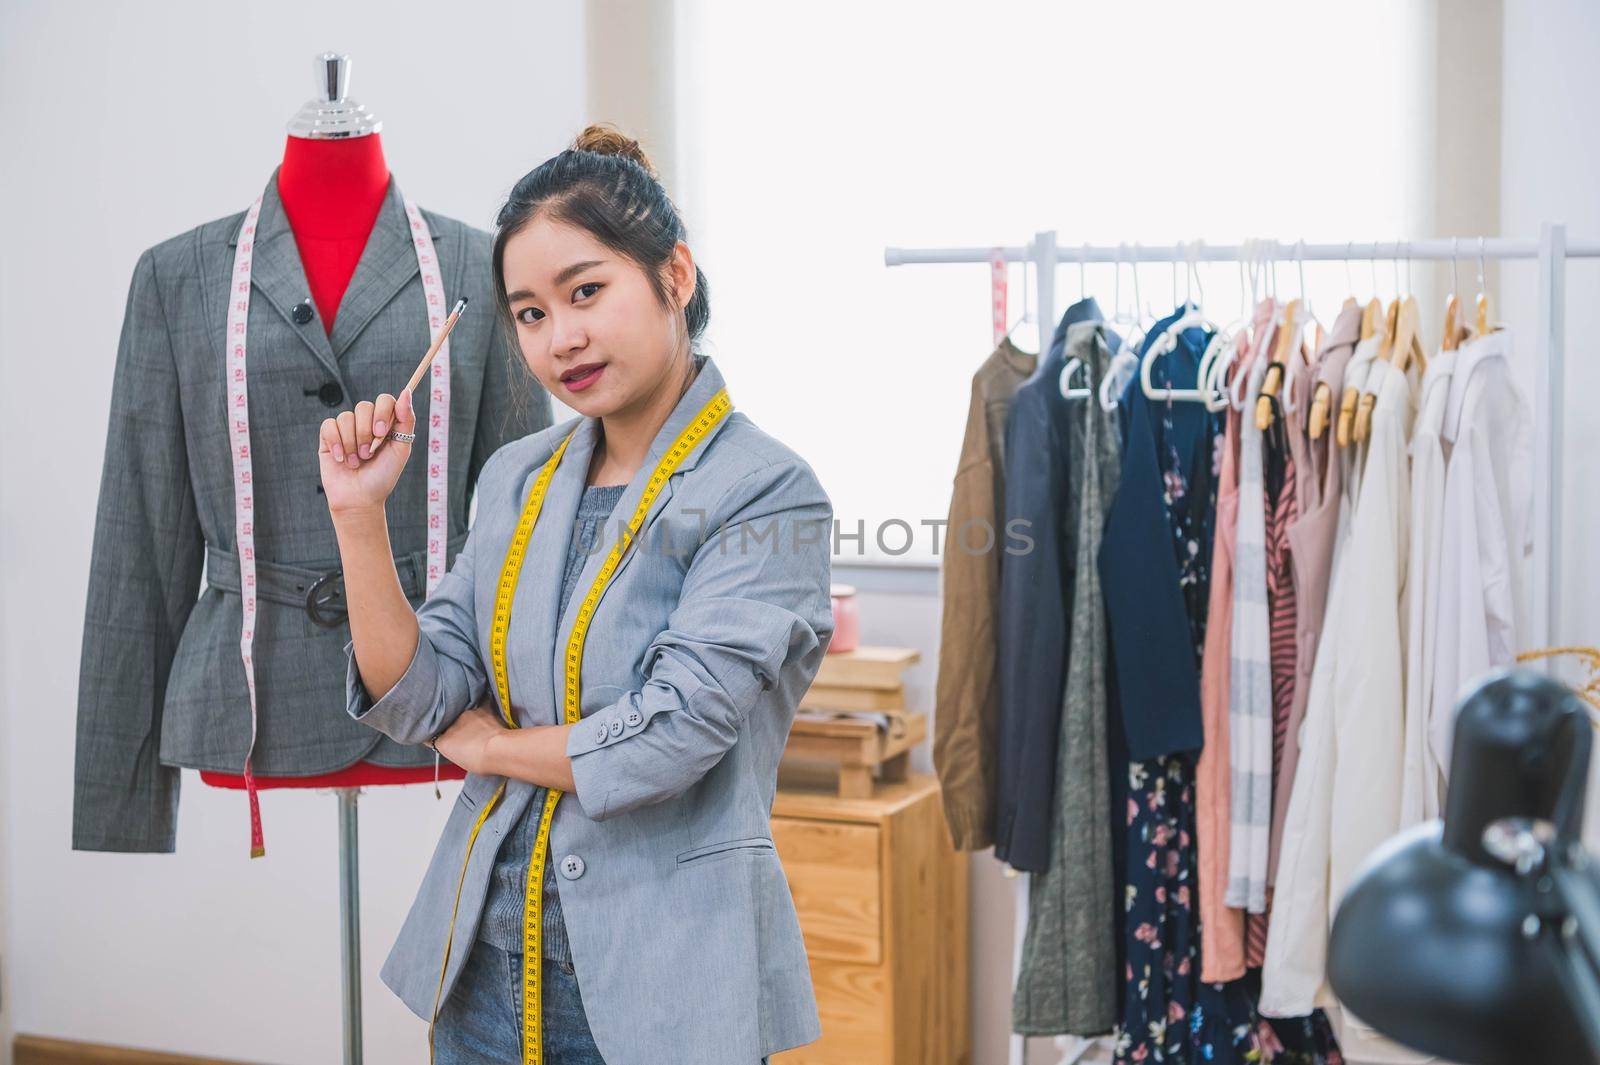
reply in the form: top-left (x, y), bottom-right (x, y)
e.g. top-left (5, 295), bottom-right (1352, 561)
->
top-left (339, 787), bottom-right (363, 1065)
top-left (196, 54), bottom-right (469, 1063)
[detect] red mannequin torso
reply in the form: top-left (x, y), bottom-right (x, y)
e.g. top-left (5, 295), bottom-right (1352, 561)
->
top-left (202, 132), bottom-right (466, 792)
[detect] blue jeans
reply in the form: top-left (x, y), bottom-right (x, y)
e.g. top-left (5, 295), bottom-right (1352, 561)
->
top-left (434, 938), bottom-right (603, 1064)
top-left (433, 938), bottom-right (772, 1064)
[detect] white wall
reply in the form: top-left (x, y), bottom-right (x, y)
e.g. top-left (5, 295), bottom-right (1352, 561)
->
top-left (1501, 0), bottom-right (1600, 866)
top-left (1501, 0), bottom-right (1600, 654)
top-left (0, 2), bottom-right (586, 1062)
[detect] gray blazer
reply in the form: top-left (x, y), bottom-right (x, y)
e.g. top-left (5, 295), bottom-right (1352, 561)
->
top-left (345, 353), bottom-right (834, 1064)
top-left (72, 170), bottom-right (552, 852)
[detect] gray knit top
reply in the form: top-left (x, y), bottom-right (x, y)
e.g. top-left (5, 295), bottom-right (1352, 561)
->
top-left (475, 481), bottom-right (628, 962)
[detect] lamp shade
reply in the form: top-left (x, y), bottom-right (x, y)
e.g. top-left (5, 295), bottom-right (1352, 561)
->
top-left (1327, 669), bottom-right (1597, 1064)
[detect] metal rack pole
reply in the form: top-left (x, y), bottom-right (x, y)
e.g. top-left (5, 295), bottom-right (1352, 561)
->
top-left (1534, 223), bottom-right (1568, 650)
top-left (886, 237), bottom-right (1600, 266)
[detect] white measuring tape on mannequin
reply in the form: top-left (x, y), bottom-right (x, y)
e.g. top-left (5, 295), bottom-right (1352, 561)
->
top-left (225, 187), bottom-right (452, 857)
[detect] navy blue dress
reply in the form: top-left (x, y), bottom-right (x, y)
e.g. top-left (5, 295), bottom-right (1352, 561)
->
top-left (1099, 307), bottom-right (1248, 1063)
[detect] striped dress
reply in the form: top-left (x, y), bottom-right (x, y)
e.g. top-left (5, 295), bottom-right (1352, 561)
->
top-left (1247, 423), bottom-right (1299, 966)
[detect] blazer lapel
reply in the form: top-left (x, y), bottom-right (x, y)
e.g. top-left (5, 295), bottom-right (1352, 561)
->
top-left (326, 178), bottom-right (428, 362)
top-left (547, 354), bottom-right (736, 717)
top-left (225, 169), bottom-right (340, 381)
top-left (221, 171), bottom-right (443, 381)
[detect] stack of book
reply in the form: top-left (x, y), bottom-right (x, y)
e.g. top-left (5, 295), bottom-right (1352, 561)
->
top-left (783, 647), bottom-right (925, 798)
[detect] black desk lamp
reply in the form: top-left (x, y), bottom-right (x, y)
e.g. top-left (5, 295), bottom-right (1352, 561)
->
top-left (1327, 669), bottom-right (1600, 1064)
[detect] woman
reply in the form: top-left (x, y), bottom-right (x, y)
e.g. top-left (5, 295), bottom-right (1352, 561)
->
top-left (320, 126), bottom-right (834, 1065)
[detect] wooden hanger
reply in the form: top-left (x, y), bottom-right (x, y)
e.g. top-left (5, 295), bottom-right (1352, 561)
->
top-left (1310, 382), bottom-right (1333, 439)
top-left (1337, 298), bottom-right (1385, 446)
top-left (1360, 296), bottom-right (1383, 340)
top-left (1474, 236), bottom-right (1492, 337)
top-left (1310, 298), bottom-right (1359, 439)
top-left (1390, 295), bottom-right (1422, 375)
top-left (1442, 292), bottom-right (1462, 351)
top-left (1353, 298), bottom-right (1401, 443)
top-left (1255, 298), bottom-right (1299, 431)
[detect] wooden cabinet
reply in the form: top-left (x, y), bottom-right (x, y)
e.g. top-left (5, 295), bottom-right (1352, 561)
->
top-left (769, 772), bottom-right (969, 1065)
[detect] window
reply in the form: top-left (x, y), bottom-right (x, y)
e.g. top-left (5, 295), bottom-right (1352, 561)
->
top-left (674, 0), bottom-right (1429, 564)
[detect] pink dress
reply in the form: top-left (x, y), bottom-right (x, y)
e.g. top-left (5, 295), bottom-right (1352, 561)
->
top-left (1272, 304), bottom-right (1363, 883)
top-left (1196, 300), bottom-right (1272, 984)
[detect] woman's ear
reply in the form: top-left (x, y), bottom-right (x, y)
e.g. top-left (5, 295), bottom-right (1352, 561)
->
top-left (670, 241), bottom-right (696, 310)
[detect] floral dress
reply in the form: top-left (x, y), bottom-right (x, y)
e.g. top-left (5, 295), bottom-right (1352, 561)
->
top-left (1101, 309), bottom-right (1343, 1064)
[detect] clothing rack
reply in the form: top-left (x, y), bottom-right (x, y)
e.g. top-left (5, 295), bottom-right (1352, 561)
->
top-left (886, 228), bottom-right (1599, 1065)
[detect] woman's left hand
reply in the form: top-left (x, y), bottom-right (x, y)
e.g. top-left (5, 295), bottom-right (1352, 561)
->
top-left (431, 704), bottom-right (507, 776)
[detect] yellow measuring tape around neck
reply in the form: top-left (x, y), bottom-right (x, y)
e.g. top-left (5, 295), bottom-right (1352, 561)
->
top-left (427, 387), bottom-right (732, 1064)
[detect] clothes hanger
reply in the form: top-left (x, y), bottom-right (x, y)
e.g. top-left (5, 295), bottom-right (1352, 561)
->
top-left (1475, 236), bottom-right (1492, 337)
top-left (1057, 246), bottom-right (1092, 399)
top-left (1058, 248), bottom-right (1090, 398)
top-left (1354, 244), bottom-right (1406, 444)
top-left (1098, 243), bottom-right (1146, 411)
top-left (1442, 238), bottom-right (1464, 352)
top-left (1002, 254), bottom-right (1041, 356)
top-left (1256, 240), bottom-right (1316, 430)
top-left (1197, 243), bottom-right (1251, 412)
top-left (1390, 243), bottom-right (1426, 378)
top-left (1291, 237), bottom-right (1320, 376)
top-left (1193, 242), bottom-right (1243, 412)
top-left (1139, 245), bottom-right (1215, 404)
top-left (1218, 239), bottom-right (1266, 413)
top-left (1339, 250), bottom-right (1384, 447)
top-left (1234, 240), bottom-right (1279, 411)
top-left (1358, 251), bottom-right (1384, 341)
top-left (1311, 245), bottom-right (1358, 439)
top-left (1255, 298), bottom-right (1301, 431)
top-left (1071, 244), bottom-right (1138, 401)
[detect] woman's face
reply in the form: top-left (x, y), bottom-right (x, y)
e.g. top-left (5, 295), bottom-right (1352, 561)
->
top-left (502, 214), bottom-right (696, 418)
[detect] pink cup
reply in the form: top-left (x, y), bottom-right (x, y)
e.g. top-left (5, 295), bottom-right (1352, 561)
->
top-left (829, 583), bottom-right (860, 653)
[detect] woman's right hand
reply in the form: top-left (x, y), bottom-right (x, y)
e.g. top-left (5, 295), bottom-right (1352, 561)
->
top-left (319, 389), bottom-right (416, 516)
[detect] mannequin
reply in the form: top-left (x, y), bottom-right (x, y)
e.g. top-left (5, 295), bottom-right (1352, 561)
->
top-left (200, 89), bottom-right (467, 794)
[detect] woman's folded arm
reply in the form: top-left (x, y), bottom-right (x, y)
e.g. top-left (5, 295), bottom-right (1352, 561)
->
top-left (564, 459), bottom-right (835, 821)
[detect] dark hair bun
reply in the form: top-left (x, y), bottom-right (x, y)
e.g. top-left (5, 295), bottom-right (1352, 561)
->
top-left (571, 123), bottom-right (657, 180)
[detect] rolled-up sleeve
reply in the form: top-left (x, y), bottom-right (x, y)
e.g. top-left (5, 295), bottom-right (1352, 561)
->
top-left (564, 459), bottom-right (834, 821)
top-left (344, 477), bottom-right (493, 747)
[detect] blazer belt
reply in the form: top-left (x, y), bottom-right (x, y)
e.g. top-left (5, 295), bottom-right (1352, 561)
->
top-left (205, 531), bottom-right (470, 629)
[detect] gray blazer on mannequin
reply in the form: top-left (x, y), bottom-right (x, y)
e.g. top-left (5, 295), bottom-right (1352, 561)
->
top-left (345, 353), bottom-right (834, 1064)
top-left (72, 170), bottom-right (552, 852)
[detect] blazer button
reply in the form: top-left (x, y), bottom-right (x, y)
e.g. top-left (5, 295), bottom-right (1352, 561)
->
top-left (595, 722), bottom-right (609, 744)
top-left (559, 854), bottom-right (586, 880)
top-left (292, 300), bottom-right (316, 325)
top-left (624, 709), bottom-right (643, 728)
top-left (609, 718), bottom-right (624, 738)
top-left (318, 382), bottom-right (344, 407)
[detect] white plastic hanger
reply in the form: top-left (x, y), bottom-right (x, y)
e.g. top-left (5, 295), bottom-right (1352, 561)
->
top-left (1200, 242), bottom-right (1255, 411)
top-left (1199, 244), bottom-right (1251, 412)
top-left (1098, 242), bottom-right (1147, 410)
top-left (1002, 255), bottom-right (1040, 355)
top-left (1139, 243), bottom-right (1216, 403)
top-left (1222, 239), bottom-right (1270, 412)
